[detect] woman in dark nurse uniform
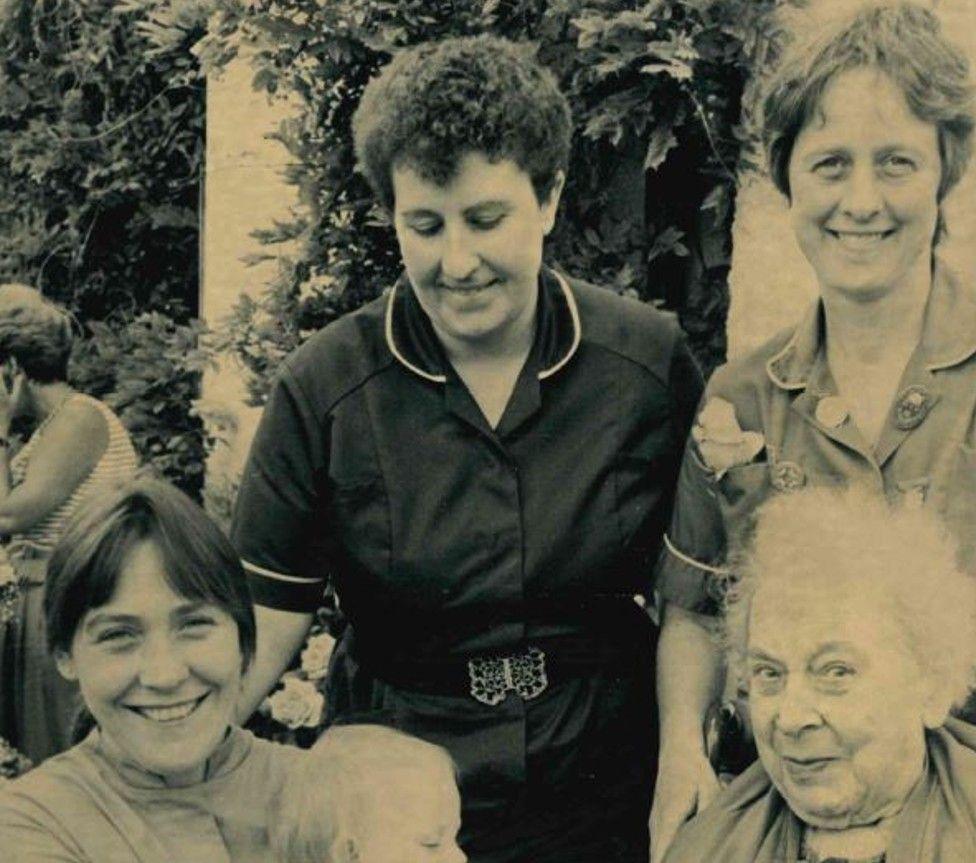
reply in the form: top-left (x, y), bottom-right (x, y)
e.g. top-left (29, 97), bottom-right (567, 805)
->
top-left (231, 35), bottom-right (703, 863)
top-left (651, 4), bottom-right (976, 861)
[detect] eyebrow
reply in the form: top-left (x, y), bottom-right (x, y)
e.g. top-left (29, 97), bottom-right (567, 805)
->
top-left (83, 601), bottom-right (210, 632)
top-left (400, 201), bottom-right (512, 218)
top-left (747, 642), bottom-right (861, 665)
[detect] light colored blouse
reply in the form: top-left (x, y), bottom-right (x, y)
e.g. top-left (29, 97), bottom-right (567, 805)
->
top-left (0, 726), bottom-right (306, 862)
top-left (9, 394), bottom-right (138, 561)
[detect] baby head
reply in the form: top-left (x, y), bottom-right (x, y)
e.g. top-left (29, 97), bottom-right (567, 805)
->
top-left (273, 724), bottom-right (465, 863)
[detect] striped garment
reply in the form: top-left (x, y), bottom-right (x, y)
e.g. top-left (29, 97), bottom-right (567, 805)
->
top-left (8, 394), bottom-right (139, 558)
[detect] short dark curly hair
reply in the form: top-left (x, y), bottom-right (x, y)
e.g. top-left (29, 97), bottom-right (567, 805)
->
top-left (763, 2), bottom-right (975, 202)
top-left (0, 283), bottom-right (73, 383)
top-left (352, 35), bottom-right (572, 210)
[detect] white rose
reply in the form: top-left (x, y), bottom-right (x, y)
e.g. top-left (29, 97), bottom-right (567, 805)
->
top-left (300, 632), bottom-right (336, 680)
top-left (267, 676), bottom-right (325, 730)
top-left (691, 397), bottom-right (764, 479)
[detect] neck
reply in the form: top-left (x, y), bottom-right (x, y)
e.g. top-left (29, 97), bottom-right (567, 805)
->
top-left (434, 291), bottom-right (538, 368)
top-left (804, 819), bottom-right (893, 861)
top-left (822, 257), bottom-right (931, 366)
top-left (29, 381), bottom-right (73, 419)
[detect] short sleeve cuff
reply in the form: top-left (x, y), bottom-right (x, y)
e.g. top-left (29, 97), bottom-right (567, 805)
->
top-left (242, 559), bottom-right (326, 612)
top-left (655, 535), bottom-right (728, 616)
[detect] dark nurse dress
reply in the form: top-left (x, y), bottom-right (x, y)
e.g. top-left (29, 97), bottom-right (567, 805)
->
top-left (232, 268), bottom-right (703, 862)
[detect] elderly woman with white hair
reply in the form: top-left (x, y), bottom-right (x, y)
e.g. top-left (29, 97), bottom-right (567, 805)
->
top-left (664, 487), bottom-right (976, 863)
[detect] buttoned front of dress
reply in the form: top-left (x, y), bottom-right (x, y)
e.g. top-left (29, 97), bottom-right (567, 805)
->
top-left (658, 264), bottom-right (976, 615)
top-left (233, 268), bottom-right (703, 860)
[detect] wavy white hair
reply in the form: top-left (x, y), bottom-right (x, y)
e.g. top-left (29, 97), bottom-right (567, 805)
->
top-left (724, 486), bottom-right (976, 721)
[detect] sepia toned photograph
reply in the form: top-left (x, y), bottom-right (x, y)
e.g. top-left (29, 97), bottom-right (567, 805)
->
top-left (1, 1), bottom-right (975, 860)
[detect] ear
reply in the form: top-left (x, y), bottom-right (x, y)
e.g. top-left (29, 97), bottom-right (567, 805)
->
top-left (55, 650), bottom-right (78, 682)
top-left (540, 170), bottom-right (566, 236)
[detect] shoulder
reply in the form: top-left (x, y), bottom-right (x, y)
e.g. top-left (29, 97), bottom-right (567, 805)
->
top-left (45, 395), bottom-right (108, 441)
top-left (0, 744), bottom-right (98, 820)
top-left (279, 293), bottom-right (394, 414)
top-left (695, 326), bottom-right (796, 430)
top-left (931, 720), bottom-right (976, 823)
top-left (567, 276), bottom-right (684, 385)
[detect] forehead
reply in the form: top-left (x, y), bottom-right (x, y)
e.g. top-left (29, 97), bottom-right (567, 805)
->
top-left (794, 66), bottom-right (938, 152)
top-left (87, 540), bottom-right (186, 613)
top-left (392, 153), bottom-right (534, 209)
top-left (747, 577), bottom-right (900, 659)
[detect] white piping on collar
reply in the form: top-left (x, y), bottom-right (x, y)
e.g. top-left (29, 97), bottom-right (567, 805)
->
top-left (663, 534), bottom-right (731, 577)
top-left (538, 270), bottom-right (582, 380)
top-left (764, 329), bottom-right (807, 391)
top-left (241, 558), bottom-right (322, 584)
top-left (384, 284), bottom-right (448, 384)
top-left (384, 270), bottom-right (582, 383)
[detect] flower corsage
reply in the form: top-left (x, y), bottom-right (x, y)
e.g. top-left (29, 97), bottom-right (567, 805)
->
top-left (691, 397), bottom-right (764, 479)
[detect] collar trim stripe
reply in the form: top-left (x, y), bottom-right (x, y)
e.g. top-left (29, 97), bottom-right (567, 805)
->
top-left (384, 271), bottom-right (582, 383)
top-left (384, 285), bottom-right (448, 384)
top-left (538, 270), bottom-right (582, 380)
top-left (765, 331), bottom-right (807, 391)
top-left (241, 558), bottom-right (322, 584)
top-left (663, 533), bottom-right (731, 577)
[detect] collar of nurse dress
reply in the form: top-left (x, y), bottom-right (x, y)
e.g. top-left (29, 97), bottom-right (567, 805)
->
top-left (384, 265), bottom-right (582, 386)
top-left (765, 260), bottom-right (976, 392)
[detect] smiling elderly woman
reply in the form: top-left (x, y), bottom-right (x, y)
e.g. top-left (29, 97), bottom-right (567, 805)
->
top-left (0, 479), bottom-right (305, 862)
top-left (664, 487), bottom-right (976, 863)
top-left (652, 4), bottom-right (976, 857)
top-left (231, 34), bottom-right (703, 862)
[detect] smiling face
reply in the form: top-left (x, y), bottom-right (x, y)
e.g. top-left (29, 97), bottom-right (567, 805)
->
top-left (352, 764), bottom-right (465, 863)
top-left (56, 540), bottom-right (243, 786)
top-left (392, 152), bottom-right (562, 355)
top-left (787, 67), bottom-right (941, 303)
top-left (747, 578), bottom-right (929, 828)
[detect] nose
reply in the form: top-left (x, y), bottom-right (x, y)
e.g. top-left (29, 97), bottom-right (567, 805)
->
top-left (138, 634), bottom-right (189, 690)
top-left (439, 225), bottom-right (479, 283)
top-left (840, 163), bottom-right (884, 222)
top-left (772, 680), bottom-right (823, 737)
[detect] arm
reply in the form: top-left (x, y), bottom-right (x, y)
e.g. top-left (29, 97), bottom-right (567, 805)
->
top-left (0, 396), bottom-right (107, 535)
top-left (650, 605), bottom-right (725, 862)
top-left (231, 367), bottom-right (330, 721)
top-left (238, 606), bottom-right (313, 721)
top-left (650, 387), bottom-right (729, 862)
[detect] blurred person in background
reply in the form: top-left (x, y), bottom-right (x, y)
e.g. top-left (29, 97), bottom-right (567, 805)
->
top-left (0, 284), bottom-right (138, 763)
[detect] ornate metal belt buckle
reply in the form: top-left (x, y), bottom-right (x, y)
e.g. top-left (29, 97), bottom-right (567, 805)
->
top-left (467, 647), bottom-right (548, 706)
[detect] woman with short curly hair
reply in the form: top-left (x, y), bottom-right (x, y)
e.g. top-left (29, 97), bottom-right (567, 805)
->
top-left (0, 284), bottom-right (138, 763)
top-left (233, 34), bottom-right (703, 862)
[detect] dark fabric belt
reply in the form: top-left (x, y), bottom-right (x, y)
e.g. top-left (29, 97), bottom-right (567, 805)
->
top-left (356, 635), bottom-right (652, 702)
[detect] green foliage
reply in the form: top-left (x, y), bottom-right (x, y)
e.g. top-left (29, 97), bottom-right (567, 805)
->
top-left (0, 0), bottom-right (205, 320)
top-left (0, 0), bottom-right (213, 498)
top-left (69, 312), bottom-right (215, 500)
top-left (189, 0), bottom-right (795, 397)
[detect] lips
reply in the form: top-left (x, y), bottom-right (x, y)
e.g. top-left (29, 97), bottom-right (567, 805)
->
top-left (782, 755), bottom-right (838, 778)
top-left (825, 228), bottom-right (897, 251)
top-left (126, 692), bottom-right (209, 723)
top-left (439, 278), bottom-right (499, 295)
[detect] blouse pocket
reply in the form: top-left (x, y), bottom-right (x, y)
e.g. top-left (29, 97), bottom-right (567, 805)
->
top-left (329, 475), bottom-right (390, 574)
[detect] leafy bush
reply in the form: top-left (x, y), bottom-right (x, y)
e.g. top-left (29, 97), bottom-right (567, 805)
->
top-left (70, 312), bottom-right (214, 499)
top-left (0, 0), bottom-right (206, 321)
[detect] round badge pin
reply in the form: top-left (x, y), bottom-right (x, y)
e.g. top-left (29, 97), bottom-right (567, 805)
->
top-left (815, 395), bottom-right (849, 429)
top-left (893, 385), bottom-right (932, 431)
top-left (770, 460), bottom-right (805, 492)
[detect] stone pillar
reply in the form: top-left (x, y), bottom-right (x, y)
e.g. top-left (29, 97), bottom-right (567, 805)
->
top-left (200, 55), bottom-right (298, 525)
top-left (726, 0), bottom-right (976, 358)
